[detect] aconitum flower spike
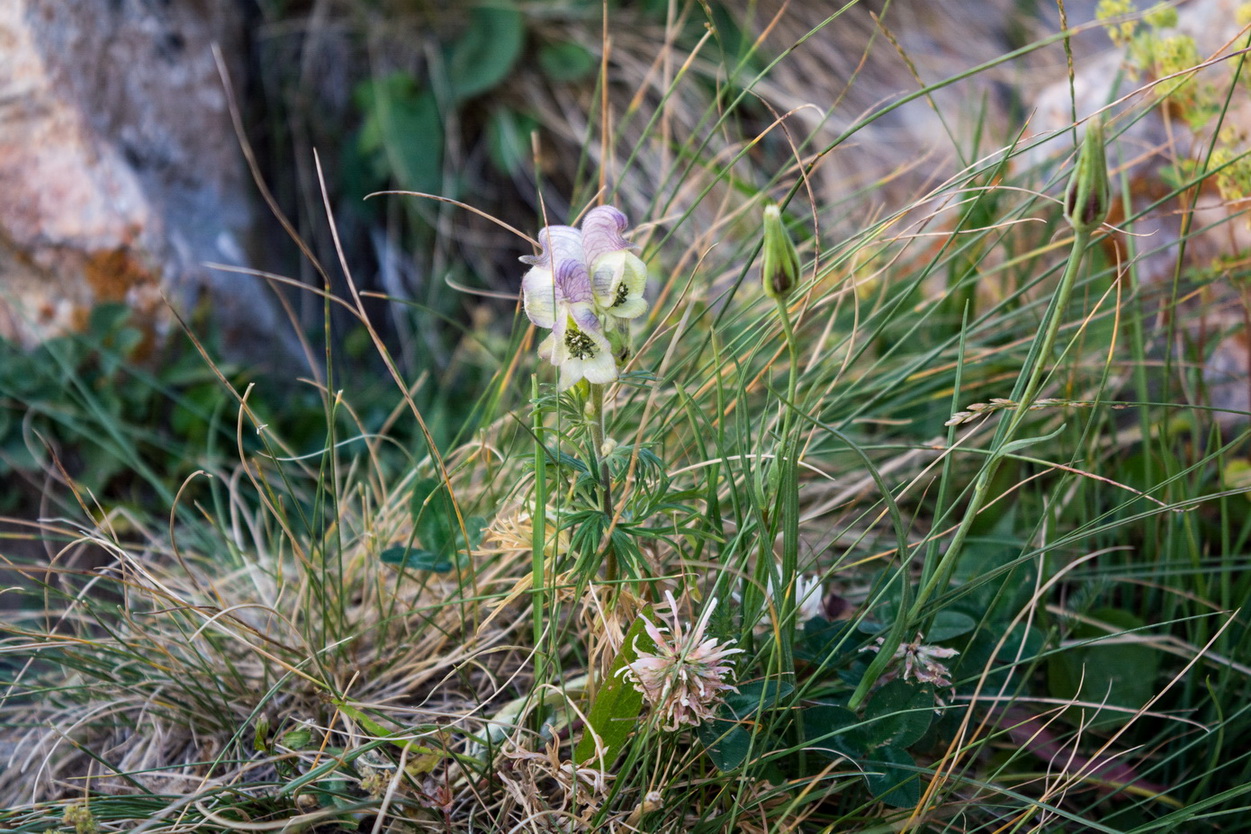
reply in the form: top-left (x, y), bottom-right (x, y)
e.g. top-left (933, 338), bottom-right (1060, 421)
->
top-left (521, 205), bottom-right (648, 389)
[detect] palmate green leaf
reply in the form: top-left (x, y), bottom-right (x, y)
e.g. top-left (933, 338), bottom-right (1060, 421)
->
top-left (575, 606), bottom-right (654, 765)
top-left (725, 679), bottom-right (794, 718)
top-left (803, 705), bottom-right (865, 758)
top-left (927, 609), bottom-right (976, 641)
top-left (795, 618), bottom-right (858, 667)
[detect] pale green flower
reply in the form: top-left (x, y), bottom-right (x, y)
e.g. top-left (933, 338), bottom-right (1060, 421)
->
top-left (582, 206), bottom-right (649, 322)
top-left (538, 312), bottom-right (618, 391)
top-left (520, 205), bottom-right (648, 388)
top-left (1065, 117), bottom-right (1110, 235)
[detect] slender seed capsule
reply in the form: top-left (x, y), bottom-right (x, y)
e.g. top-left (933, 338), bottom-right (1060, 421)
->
top-left (761, 203), bottom-right (801, 300)
top-left (1064, 116), bottom-right (1111, 234)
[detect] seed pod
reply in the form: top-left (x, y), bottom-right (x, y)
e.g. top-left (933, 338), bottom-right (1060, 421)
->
top-left (1064, 116), bottom-right (1111, 234)
top-left (761, 203), bottom-right (801, 300)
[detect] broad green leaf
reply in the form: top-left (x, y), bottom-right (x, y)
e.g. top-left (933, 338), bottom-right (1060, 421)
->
top-left (927, 610), bottom-right (976, 641)
top-left (406, 478), bottom-right (446, 541)
top-left (445, 2), bottom-right (524, 101)
top-left (538, 41), bottom-right (596, 82)
top-left (385, 477), bottom-right (484, 573)
top-left (574, 606), bottom-right (654, 765)
top-left (355, 74), bottom-right (443, 195)
top-left (725, 679), bottom-right (795, 718)
top-left (1048, 607), bottom-right (1160, 728)
top-left (486, 108), bottom-right (538, 176)
top-left (379, 546), bottom-right (452, 573)
top-left (863, 679), bottom-right (933, 749)
top-left (866, 745), bottom-right (920, 808)
top-left (795, 618), bottom-right (857, 666)
top-left (698, 716), bottom-right (752, 771)
top-left (279, 726), bottom-right (314, 749)
top-left (803, 705), bottom-right (865, 759)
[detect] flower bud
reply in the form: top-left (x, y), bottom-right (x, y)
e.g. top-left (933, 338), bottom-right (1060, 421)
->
top-left (761, 203), bottom-right (801, 300)
top-left (1064, 116), bottom-right (1111, 234)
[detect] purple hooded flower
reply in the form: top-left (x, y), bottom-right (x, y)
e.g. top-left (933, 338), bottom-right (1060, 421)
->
top-left (521, 206), bottom-right (648, 389)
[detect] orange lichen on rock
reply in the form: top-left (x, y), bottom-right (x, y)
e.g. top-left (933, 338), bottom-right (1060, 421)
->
top-left (82, 246), bottom-right (158, 304)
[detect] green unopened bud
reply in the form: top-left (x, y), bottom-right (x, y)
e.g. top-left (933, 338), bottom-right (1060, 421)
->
top-left (1064, 117), bottom-right (1111, 234)
top-left (761, 203), bottom-right (801, 300)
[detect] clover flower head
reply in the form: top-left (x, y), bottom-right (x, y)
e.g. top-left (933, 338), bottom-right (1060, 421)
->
top-left (862, 632), bottom-right (959, 687)
top-left (618, 591), bottom-right (744, 731)
top-left (791, 573), bottom-right (826, 624)
top-left (750, 570), bottom-right (826, 635)
top-left (521, 206), bottom-right (648, 389)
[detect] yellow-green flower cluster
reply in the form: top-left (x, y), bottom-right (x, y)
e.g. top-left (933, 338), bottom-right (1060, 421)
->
top-left (1097, 1), bottom-right (1216, 128)
top-left (1143, 2), bottom-right (1178, 29)
top-left (1210, 145), bottom-right (1251, 204)
top-left (1096, 0), bottom-right (1139, 48)
top-left (1153, 33), bottom-right (1203, 113)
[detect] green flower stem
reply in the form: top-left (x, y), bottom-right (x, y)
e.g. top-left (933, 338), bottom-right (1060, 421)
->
top-left (1001, 228), bottom-right (1092, 435)
top-left (531, 376), bottom-right (549, 686)
top-left (775, 299), bottom-right (801, 682)
top-left (923, 225), bottom-right (1090, 599)
top-left (849, 224), bottom-right (1093, 710)
top-left (588, 382), bottom-right (618, 584)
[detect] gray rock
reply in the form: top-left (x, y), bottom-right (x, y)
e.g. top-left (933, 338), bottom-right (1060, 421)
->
top-left (0, 0), bottom-right (294, 361)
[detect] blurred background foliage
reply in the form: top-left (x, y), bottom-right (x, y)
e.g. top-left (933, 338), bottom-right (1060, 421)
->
top-left (1, 0), bottom-right (1108, 524)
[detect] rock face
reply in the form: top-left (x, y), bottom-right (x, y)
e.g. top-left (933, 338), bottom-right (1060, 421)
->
top-left (0, 0), bottom-right (287, 357)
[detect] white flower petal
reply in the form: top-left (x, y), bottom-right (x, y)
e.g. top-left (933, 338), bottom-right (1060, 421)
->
top-left (521, 225), bottom-right (583, 270)
top-left (521, 266), bottom-right (559, 328)
top-left (581, 205), bottom-right (635, 267)
top-left (578, 347), bottom-right (619, 385)
top-left (590, 251), bottom-right (624, 304)
top-left (536, 332), bottom-right (559, 366)
top-left (592, 250), bottom-right (648, 320)
top-left (558, 360), bottom-right (582, 391)
top-left (551, 313), bottom-right (616, 389)
top-left (611, 297), bottom-right (647, 320)
top-left (570, 303), bottom-right (604, 338)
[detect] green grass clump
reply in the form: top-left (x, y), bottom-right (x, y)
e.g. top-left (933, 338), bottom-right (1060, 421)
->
top-left (6, 2), bottom-right (1251, 832)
